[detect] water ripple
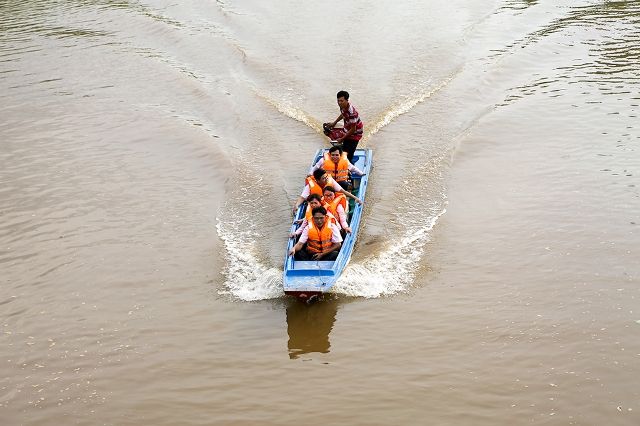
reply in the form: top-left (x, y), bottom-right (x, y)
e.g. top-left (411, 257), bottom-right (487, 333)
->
top-left (496, 2), bottom-right (639, 108)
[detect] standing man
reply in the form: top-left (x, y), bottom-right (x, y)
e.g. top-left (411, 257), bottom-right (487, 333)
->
top-left (324, 90), bottom-right (364, 163)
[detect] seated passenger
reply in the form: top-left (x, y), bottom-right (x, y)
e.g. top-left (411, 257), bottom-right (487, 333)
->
top-left (322, 187), bottom-right (351, 234)
top-left (290, 194), bottom-right (337, 238)
top-left (289, 207), bottom-right (343, 261)
top-left (293, 168), bottom-right (362, 215)
top-left (309, 146), bottom-right (365, 190)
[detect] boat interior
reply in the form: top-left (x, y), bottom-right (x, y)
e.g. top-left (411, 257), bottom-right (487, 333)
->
top-left (288, 151), bottom-right (365, 271)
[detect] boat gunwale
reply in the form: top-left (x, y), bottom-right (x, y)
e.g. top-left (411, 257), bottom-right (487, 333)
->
top-left (283, 148), bottom-right (372, 295)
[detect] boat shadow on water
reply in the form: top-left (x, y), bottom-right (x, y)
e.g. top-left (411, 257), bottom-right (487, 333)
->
top-left (285, 296), bottom-right (341, 360)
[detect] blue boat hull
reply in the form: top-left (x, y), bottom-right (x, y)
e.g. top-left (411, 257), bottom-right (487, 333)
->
top-left (283, 148), bottom-right (372, 300)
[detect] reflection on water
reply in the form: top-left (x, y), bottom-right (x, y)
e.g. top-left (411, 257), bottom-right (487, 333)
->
top-left (0, 0), bottom-right (182, 37)
top-left (497, 0), bottom-right (640, 108)
top-left (498, 0), bottom-right (538, 12)
top-left (492, 0), bottom-right (640, 79)
top-left (557, 2), bottom-right (640, 82)
top-left (286, 297), bottom-right (339, 359)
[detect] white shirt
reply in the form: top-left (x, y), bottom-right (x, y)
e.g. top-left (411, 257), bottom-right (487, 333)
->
top-left (334, 203), bottom-right (348, 229)
top-left (293, 211), bottom-right (339, 236)
top-left (300, 176), bottom-right (344, 199)
top-left (298, 222), bottom-right (343, 244)
top-left (309, 158), bottom-right (365, 177)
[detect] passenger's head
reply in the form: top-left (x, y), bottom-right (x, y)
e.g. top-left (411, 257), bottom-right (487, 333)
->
top-left (323, 186), bottom-right (335, 201)
top-left (328, 145), bottom-right (342, 162)
top-left (311, 206), bottom-right (328, 226)
top-left (337, 90), bottom-right (349, 109)
top-left (313, 168), bottom-right (328, 183)
top-left (307, 193), bottom-right (322, 209)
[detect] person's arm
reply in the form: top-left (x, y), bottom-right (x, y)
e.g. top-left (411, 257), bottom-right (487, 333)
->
top-left (290, 219), bottom-right (308, 238)
top-left (330, 113), bottom-right (343, 128)
top-left (289, 240), bottom-right (305, 257)
top-left (308, 158), bottom-right (324, 176)
top-left (336, 204), bottom-right (351, 232)
top-left (328, 178), bottom-right (362, 204)
top-left (335, 186), bottom-right (362, 205)
top-left (293, 197), bottom-right (305, 215)
top-left (313, 242), bottom-right (341, 260)
top-left (293, 185), bottom-right (310, 214)
top-left (289, 228), bottom-right (309, 256)
top-left (347, 162), bottom-right (365, 176)
top-left (337, 125), bottom-right (355, 144)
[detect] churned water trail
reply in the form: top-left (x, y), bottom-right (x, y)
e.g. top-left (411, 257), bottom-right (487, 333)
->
top-left (362, 73), bottom-right (456, 142)
top-left (216, 219), bottom-right (283, 301)
top-left (219, 78), bottom-right (453, 300)
top-left (336, 207), bottom-right (446, 298)
top-left (253, 87), bottom-right (325, 135)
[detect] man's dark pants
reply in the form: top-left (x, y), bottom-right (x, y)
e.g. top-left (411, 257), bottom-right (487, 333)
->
top-left (294, 248), bottom-right (340, 261)
top-left (342, 138), bottom-right (359, 163)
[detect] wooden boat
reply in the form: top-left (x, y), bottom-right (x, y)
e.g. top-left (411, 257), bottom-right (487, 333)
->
top-left (283, 148), bottom-right (372, 301)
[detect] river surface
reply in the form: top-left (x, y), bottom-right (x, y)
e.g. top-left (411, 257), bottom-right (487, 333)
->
top-left (2, 0), bottom-right (639, 424)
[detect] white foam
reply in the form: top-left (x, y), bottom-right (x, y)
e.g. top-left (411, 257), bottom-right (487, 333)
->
top-left (217, 175), bottom-right (446, 300)
top-left (216, 207), bottom-right (445, 301)
top-left (216, 218), bottom-right (283, 301)
top-left (253, 87), bottom-right (323, 134)
top-left (216, 85), bottom-right (451, 301)
top-left (334, 207), bottom-right (446, 298)
top-left (363, 76), bottom-right (453, 141)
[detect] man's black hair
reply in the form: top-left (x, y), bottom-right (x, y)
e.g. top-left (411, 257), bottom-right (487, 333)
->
top-left (313, 168), bottom-right (326, 180)
top-left (312, 206), bottom-right (327, 217)
top-left (337, 90), bottom-right (349, 100)
top-left (307, 193), bottom-right (322, 203)
top-left (328, 145), bottom-right (343, 154)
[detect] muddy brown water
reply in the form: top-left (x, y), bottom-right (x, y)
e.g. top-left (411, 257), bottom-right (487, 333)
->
top-left (2, 0), bottom-right (639, 424)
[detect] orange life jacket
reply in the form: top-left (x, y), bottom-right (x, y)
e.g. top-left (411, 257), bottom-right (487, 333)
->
top-left (304, 204), bottom-right (337, 226)
top-left (322, 152), bottom-right (349, 182)
top-left (306, 221), bottom-right (336, 254)
top-left (323, 193), bottom-right (348, 219)
top-left (305, 176), bottom-right (324, 197)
